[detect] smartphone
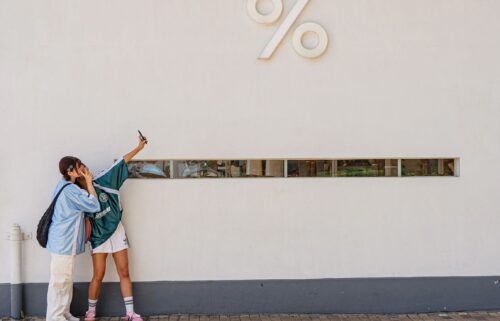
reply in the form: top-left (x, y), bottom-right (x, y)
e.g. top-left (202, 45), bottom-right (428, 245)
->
top-left (138, 130), bottom-right (147, 143)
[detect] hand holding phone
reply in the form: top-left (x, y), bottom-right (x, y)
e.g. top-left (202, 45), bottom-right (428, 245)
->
top-left (138, 130), bottom-right (148, 145)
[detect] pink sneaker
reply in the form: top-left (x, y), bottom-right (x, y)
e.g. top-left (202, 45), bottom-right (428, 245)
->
top-left (124, 312), bottom-right (143, 321)
top-left (84, 310), bottom-right (96, 321)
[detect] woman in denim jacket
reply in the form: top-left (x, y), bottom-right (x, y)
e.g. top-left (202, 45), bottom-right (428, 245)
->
top-left (46, 156), bottom-right (100, 321)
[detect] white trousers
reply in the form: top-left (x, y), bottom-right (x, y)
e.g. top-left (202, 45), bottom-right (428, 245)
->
top-left (46, 253), bottom-right (76, 321)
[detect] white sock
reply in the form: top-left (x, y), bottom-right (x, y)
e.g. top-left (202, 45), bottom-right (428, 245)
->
top-left (88, 299), bottom-right (98, 312)
top-left (124, 296), bottom-right (134, 314)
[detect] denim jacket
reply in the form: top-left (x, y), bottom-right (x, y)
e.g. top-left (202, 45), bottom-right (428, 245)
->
top-left (46, 180), bottom-right (100, 255)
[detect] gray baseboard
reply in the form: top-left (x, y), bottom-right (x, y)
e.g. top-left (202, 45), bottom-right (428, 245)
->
top-left (1, 277), bottom-right (500, 317)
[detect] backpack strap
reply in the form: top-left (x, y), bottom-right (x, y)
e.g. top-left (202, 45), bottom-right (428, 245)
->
top-left (51, 183), bottom-right (72, 206)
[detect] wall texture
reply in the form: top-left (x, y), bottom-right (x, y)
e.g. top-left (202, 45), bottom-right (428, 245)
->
top-left (1, 0), bottom-right (500, 314)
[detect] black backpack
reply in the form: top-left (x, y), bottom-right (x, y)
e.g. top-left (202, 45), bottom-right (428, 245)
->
top-left (36, 183), bottom-right (71, 248)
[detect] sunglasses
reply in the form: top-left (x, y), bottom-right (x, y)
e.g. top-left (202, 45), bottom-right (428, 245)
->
top-left (67, 163), bottom-right (84, 173)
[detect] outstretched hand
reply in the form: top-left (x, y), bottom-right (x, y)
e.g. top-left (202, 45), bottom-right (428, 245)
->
top-left (139, 134), bottom-right (148, 148)
top-left (124, 133), bottom-right (148, 163)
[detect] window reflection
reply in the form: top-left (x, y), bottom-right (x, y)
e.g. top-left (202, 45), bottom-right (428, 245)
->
top-left (172, 160), bottom-right (284, 178)
top-left (402, 159), bottom-right (454, 176)
top-left (246, 160), bottom-right (284, 177)
top-left (441, 159), bottom-right (455, 176)
top-left (287, 160), bottom-right (332, 177)
top-left (335, 159), bottom-right (398, 177)
top-left (173, 160), bottom-right (224, 178)
top-left (128, 160), bottom-right (169, 178)
top-left (126, 159), bottom-right (457, 179)
top-left (228, 160), bottom-right (246, 177)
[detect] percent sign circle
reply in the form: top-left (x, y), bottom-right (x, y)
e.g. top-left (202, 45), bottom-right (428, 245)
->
top-left (247, 0), bottom-right (328, 59)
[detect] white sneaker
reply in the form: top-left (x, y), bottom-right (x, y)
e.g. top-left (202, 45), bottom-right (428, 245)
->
top-left (64, 312), bottom-right (80, 321)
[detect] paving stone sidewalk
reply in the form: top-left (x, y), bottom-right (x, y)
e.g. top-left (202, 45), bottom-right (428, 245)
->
top-left (12, 312), bottom-right (500, 321)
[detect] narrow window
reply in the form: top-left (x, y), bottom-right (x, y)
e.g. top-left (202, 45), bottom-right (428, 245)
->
top-left (335, 159), bottom-right (398, 177)
top-left (127, 160), bottom-right (169, 178)
top-left (287, 160), bottom-right (332, 177)
top-left (401, 159), bottom-right (455, 176)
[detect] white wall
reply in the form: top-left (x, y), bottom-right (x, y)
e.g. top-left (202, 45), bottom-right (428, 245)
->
top-left (1, 0), bottom-right (499, 283)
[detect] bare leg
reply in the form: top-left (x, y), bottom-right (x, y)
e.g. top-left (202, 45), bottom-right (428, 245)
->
top-left (112, 249), bottom-right (133, 298)
top-left (88, 253), bottom-right (107, 300)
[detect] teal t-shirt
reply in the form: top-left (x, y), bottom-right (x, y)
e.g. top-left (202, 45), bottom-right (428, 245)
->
top-left (86, 158), bottom-right (129, 248)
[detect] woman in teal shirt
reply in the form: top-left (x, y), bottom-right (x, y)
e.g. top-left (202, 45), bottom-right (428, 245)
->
top-left (78, 135), bottom-right (147, 321)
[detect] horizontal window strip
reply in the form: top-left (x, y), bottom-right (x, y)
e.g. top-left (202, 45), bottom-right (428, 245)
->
top-left (126, 158), bottom-right (459, 179)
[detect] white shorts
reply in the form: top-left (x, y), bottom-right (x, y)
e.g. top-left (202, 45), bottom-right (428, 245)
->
top-left (91, 222), bottom-right (129, 254)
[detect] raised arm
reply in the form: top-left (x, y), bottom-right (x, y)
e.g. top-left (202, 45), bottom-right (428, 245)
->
top-left (123, 135), bottom-right (148, 164)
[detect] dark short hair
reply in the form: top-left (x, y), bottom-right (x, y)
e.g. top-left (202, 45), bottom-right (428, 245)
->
top-left (59, 156), bottom-right (81, 181)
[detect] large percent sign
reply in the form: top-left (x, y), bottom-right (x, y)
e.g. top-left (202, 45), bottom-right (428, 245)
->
top-left (247, 0), bottom-right (328, 59)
